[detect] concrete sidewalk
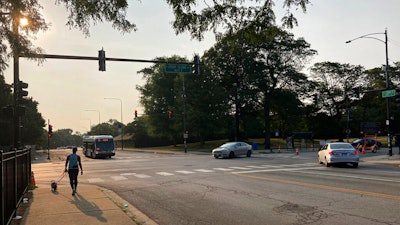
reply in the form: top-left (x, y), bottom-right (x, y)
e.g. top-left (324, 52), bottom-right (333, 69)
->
top-left (19, 184), bottom-right (157, 225)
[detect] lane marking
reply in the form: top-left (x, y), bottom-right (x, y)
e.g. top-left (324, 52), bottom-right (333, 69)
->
top-left (229, 167), bottom-right (251, 170)
top-left (213, 168), bottom-right (234, 171)
top-left (195, 169), bottom-right (214, 173)
top-left (290, 170), bottom-right (400, 183)
top-left (134, 174), bottom-right (151, 178)
top-left (111, 176), bottom-right (128, 181)
top-left (234, 173), bottom-right (400, 200)
top-left (87, 178), bottom-right (104, 183)
top-left (176, 170), bottom-right (195, 174)
top-left (156, 172), bottom-right (174, 176)
top-left (233, 167), bottom-right (321, 174)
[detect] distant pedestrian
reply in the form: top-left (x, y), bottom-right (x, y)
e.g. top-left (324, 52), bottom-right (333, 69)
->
top-left (65, 147), bottom-right (83, 196)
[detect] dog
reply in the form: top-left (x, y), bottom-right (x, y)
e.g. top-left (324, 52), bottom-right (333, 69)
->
top-left (51, 180), bottom-right (57, 192)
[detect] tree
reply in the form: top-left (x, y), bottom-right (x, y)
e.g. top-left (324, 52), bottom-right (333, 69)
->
top-left (309, 62), bottom-right (365, 140)
top-left (0, 0), bottom-right (136, 73)
top-left (166, 0), bottom-right (311, 40)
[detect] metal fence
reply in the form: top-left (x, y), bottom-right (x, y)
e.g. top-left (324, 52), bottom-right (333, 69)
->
top-left (1, 148), bottom-right (31, 225)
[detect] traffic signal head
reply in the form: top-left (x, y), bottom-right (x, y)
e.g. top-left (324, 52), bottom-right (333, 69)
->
top-left (16, 81), bottom-right (28, 101)
top-left (98, 49), bottom-right (106, 71)
top-left (192, 54), bottom-right (200, 75)
top-left (48, 124), bottom-right (53, 137)
top-left (313, 94), bottom-right (318, 105)
top-left (168, 111), bottom-right (173, 118)
top-left (353, 87), bottom-right (360, 98)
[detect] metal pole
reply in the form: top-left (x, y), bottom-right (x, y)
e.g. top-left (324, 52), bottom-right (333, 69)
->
top-left (183, 74), bottom-right (187, 153)
top-left (12, 17), bottom-right (20, 150)
top-left (47, 120), bottom-right (50, 160)
top-left (385, 29), bottom-right (393, 156)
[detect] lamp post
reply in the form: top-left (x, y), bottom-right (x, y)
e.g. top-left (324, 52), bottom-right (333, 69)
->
top-left (104, 98), bottom-right (123, 150)
top-left (85, 109), bottom-right (101, 124)
top-left (81, 119), bottom-right (92, 131)
top-left (346, 29), bottom-right (392, 156)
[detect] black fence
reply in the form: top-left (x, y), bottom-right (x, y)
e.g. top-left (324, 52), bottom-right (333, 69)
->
top-left (1, 147), bottom-right (31, 225)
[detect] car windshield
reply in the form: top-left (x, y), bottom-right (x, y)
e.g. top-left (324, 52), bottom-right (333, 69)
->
top-left (330, 143), bottom-right (353, 150)
top-left (221, 143), bottom-right (236, 148)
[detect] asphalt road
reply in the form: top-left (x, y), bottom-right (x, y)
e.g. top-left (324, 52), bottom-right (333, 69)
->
top-left (34, 150), bottom-right (400, 225)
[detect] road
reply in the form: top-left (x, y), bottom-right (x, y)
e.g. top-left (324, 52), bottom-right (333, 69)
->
top-left (33, 150), bottom-right (400, 225)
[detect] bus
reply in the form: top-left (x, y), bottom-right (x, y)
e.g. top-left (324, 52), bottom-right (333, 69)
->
top-left (82, 135), bottom-right (115, 159)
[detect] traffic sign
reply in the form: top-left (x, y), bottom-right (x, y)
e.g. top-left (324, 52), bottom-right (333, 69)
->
top-left (165, 64), bottom-right (192, 74)
top-left (382, 89), bottom-right (395, 98)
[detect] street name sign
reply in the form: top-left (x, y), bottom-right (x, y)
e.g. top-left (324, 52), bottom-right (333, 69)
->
top-left (382, 89), bottom-right (395, 98)
top-left (165, 64), bottom-right (192, 74)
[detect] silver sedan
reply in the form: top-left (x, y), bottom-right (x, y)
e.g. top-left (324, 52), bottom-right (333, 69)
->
top-left (212, 142), bottom-right (252, 159)
top-left (318, 142), bottom-right (359, 168)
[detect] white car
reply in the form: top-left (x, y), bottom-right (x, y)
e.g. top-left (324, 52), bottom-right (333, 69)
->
top-left (318, 142), bottom-right (359, 168)
top-left (212, 142), bottom-right (252, 159)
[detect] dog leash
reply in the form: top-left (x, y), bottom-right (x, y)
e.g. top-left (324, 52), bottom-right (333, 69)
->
top-left (55, 171), bottom-right (67, 183)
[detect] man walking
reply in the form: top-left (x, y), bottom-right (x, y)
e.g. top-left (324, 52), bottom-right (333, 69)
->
top-left (65, 147), bottom-right (83, 196)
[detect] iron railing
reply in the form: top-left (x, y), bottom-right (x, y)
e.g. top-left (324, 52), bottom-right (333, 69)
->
top-left (1, 147), bottom-right (31, 225)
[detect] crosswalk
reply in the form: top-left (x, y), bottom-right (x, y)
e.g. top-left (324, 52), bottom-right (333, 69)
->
top-left (84, 163), bottom-right (319, 184)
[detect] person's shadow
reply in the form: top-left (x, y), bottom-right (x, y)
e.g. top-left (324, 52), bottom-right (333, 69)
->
top-left (70, 193), bottom-right (107, 223)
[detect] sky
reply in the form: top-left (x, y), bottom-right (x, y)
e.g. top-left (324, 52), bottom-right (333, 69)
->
top-left (4, 0), bottom-right (400, 134)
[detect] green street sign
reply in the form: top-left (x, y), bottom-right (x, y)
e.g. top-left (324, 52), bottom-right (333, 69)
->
top-left (382, 89), bottom-right (395, 98)
top-left (165, 64), bottom-right (192, 74)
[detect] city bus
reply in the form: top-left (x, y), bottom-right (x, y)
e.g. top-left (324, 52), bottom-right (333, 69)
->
top-left (82, 135), bottom-right (115, 159)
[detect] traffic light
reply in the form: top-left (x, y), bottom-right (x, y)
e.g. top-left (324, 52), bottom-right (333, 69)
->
top-left (313, 94), bottom-right (318, 105)
top-left (134, 110), bottom-right (138, 118)
top-left (168, 111), bottom-right (173, 118)
top-left (48, 124), bottom-right (53, 137)
top-left (192, 54), bottom-right (200, 75)
top-left (395, 88), bottom-right (400, 103)
top-left (353, 87), bottom-right (360, 98)
top-left (98, 49), bottom-right (106, 71)
top-left (16, 81), bottom-right (28, 102)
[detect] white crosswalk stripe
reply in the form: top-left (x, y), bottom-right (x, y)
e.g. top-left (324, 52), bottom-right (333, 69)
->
top-left (195, 169), bottom-right (214, 173)
top-left (157, 172), bottom-right (174, 176)
top-left (111, 176), bottom-right (128, 181)
top-left (88, 178), bottom-right (104, 183)
top-left (213, 168), bottom-right (234, 171)
top-left (229, 166), bottom-right (251, 170)
top-left (84, 163), bottom-right (319, 182)
top-left (134, 174), bottom-right (151, 178)
top-left (176, 170), bottom-right (195, 174)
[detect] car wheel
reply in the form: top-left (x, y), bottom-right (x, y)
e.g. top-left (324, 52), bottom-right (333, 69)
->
top-left (325, 157), bottom-right (330, 167)
top-left (91, 151), bottom-right (96, 159)
top-left (214, 155), bottom-right (219, 159)
top-left (246, 150), bottom-right (252, 157)
top-left (352, 163), bottom-right (358, 168)
top-left (372, 147), bottom-right (377, 153)
top-left (229, 151), bottom-right (234, 158)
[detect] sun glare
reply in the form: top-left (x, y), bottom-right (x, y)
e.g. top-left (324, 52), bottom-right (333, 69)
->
top-left (19, 18), bottom-right (28, 27)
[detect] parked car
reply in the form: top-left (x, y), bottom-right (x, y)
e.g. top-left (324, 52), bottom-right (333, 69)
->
top-left (351, 139), bottom-right (381, 153)
top-left (318, 142), bottom-right (359, 168)
top-left (212, 142), bottom-right (252, 159)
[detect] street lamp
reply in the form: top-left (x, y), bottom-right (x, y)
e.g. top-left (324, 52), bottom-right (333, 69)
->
top-left (81, 119), bottom-right (92, 132)
top-left (104, 98), bottom-right (124, 150)
top-left (346, 29), bottom-right (392, 156)
top-left (85, 109), bottom-right (101, 124)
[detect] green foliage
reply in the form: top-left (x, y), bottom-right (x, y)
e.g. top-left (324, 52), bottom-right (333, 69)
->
top-left (87, 119), bottom-right (122, 137)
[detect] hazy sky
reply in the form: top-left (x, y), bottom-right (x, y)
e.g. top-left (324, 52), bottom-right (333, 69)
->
top-left (4, 0), bottom-right (400, 134)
